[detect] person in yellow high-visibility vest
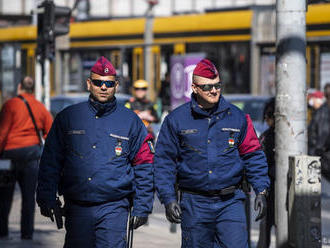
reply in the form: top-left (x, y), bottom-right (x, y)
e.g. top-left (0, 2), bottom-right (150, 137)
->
top-left (125, 80), bottom-right (159, 134)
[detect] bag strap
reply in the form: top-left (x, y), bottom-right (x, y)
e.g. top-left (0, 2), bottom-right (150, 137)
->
top-left (18, 95), bottom-right (43, 146)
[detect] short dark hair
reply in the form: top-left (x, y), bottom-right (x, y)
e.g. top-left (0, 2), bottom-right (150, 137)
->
top-left (263, 97), bottom-right (275, 120)
top-left (324, 83), bottom-right (330, 100)
top-left (324, 83), bottom-right (330, 92)
top-left (20, 76), bottom-right (34, 93)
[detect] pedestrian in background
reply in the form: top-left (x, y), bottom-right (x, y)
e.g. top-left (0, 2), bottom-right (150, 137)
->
top-left (159, 71), bottom-right (171, 113)
top-left (308, 83), bottom-right (330, 181)
top-left (307, 89), bottom-right (325, 123)
top-left (125, 79), bottom-right (159, 135)
top-left (257, 98), bottom-right (275, 248)
top-left (37, 56), bottom-right (154, 247)
top-left (154, 59), bottom-right (269, 248)
top-left (0, 76), bottom-right (53, 240)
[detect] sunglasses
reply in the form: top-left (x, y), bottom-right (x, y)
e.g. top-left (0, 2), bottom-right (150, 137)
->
top-left (194, 82), bottom-right (222, 91)
top-left (91, 79), bottom-right (116, 88)
top-left (134, 87), bottom-right (148, 91)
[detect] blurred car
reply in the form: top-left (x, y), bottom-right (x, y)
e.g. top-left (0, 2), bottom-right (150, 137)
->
top-left (50, 93), bottom-right (131, 117)
top-left (223, 94), bottom-right (272, 137)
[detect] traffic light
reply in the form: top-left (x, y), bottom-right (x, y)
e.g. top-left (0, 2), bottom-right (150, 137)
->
top-left (37, 0), bottom-right (71, 61)
top-left (53, 5), bottom-right (71, 37)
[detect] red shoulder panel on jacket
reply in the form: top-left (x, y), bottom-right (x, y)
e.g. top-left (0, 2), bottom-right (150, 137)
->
top-left (133, 133), bottom-right (154, 165)
top-left (238, 114), bottom-right (262, 155)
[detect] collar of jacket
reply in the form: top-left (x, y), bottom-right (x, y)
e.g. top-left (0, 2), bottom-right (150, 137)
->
top-left (88, 95), bottom-right (117, 117)
top-left (190, 93), bottom-right (230, 117)
top-left (18, 93), bottom-right (35, 99)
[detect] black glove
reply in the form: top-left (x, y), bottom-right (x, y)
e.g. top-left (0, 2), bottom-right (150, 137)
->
top-left (165, 201), bottom-right (182, 224)
top-left (38, 200), bottom-right (56, 219)
top-left (40, 205), bottom-right (54, 220)
top-left (130, 216), bottom-right (148, 229)
top-left (254, 193), bottom-right (267, 221)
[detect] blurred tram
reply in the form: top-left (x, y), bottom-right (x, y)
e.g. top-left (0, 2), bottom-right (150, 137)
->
top-left (0, 3), bottom-right (330, 103)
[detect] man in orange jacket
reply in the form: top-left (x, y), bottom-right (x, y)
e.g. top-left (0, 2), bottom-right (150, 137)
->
top-left (0, 76), bottom-right (53, 240)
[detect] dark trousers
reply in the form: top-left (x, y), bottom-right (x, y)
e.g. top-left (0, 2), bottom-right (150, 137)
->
top-left (257, 184), bottom-right (275, 248)
top-left (0, 145), bottom-right (41, 238)
top-left (180, 190), bottom-right (248, 248)
top-left (63, 198), bottom-right (130, 248)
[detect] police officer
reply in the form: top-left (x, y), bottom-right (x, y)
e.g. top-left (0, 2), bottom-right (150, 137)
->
top-left (125, 79), bottom-right (159, 132)
top-left (37, 56), bottom-right (154, 247)
top-left (154, 59), bottom-right (269, 248)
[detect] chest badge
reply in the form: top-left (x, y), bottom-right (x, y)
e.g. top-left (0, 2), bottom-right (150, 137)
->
top-left (115, 140), bottom-right (122, 156)
top-left (228, 137), bottom-right (235, 147)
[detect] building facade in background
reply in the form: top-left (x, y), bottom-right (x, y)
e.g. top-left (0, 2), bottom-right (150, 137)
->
top-left (0, 0), bottom-right (275, 21)
top-left (0, 0), bottom-right (329, 107)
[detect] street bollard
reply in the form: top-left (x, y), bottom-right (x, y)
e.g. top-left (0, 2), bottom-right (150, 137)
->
top-left (288, 155), bottom-right (321, 247)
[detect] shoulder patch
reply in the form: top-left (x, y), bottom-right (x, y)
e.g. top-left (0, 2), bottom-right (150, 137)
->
top-left (147, 140), bottom-right (155, 154)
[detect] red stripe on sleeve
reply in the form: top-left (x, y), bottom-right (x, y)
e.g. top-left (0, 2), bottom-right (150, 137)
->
top-left (132, 133), bottom-right (154, 165)
top-left (238, 114), bottom-right (262, 155)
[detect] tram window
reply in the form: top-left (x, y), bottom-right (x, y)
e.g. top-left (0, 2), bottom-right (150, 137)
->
top-left (320, 45), bottom-right (330, 90)
top-left (186, 42), bottom-right (250, 94)
top-left (260, 54), bottom-right (275, 96)
top-left (1, 45), bottom-right (18, 101)
top-left (68, 53), bottom-right (83, 92)
top-left (21, 50), bottom-right (27, 78)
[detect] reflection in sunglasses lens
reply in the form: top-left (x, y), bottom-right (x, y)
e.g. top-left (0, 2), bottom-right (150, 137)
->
top-left (91, 79), bottom-right (116, 88)
top-left (196, 82), bottom-right (222, 91)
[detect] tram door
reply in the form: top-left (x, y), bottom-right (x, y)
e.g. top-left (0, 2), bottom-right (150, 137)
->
top-left (132, 47), bottom-right (144, 83)
top-left (132, 46), bottom-right (160, 101)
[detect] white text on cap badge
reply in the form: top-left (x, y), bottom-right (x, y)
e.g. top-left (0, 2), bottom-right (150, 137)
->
top-left (104, 68), bottom-right (109, 73)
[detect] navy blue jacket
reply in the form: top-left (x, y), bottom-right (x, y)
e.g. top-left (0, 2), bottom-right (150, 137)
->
top-left (37, 97), bottom-right (154, 217)
top-left (154, 95), bottom-right (269, 205)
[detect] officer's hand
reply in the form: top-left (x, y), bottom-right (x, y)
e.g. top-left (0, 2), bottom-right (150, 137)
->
top-left (38, 200), bottom-right (55, 220)
top-left (130, 216), bottom-right (148, 229)
top-left (165, 201), bottom-right (182, 224)
top-left (254, 193), bottom-right (267, 221)
top-left (40, 206), bottom-right (54, 221)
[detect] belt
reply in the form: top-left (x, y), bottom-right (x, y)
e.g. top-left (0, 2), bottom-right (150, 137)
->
top-left (66, 194), bottom-right (134, 207)
top-left (179, 185), bottom-right (238, 197)
top-left (66, 199), bottom-right (112, 207)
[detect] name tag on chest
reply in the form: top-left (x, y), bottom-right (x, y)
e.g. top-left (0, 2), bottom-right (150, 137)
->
top-left (67, 130), bottom-right (86, 135)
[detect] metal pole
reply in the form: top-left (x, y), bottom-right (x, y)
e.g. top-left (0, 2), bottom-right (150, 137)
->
top-left (32, 0), bottom-right (38, 25)
top-left (44, 58), bottom-right (50, 110)
top-left (21, 0), bottom-right (25, 15)
top-left (171, 0), bottom-right (175, 14)
top-left (109, 0), bottom-right (113, 17)
top-left (144, 2), bottom-right (156, 101)
top-left (275, 0), bottom-right (307, 247)
top-left (212, 0), bottom-right (216, 9)
top-left (192, 0), bottom-right (196, 12)
top-left (250, 7), bottom-right (260, 95)
top-left (130, 0), bottom-right (134, 16)
top-left (35, 59), bottom-right (43, 102)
